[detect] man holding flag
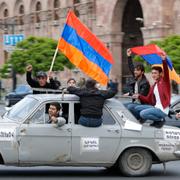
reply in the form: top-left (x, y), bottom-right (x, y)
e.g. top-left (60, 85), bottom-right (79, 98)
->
top-left (54, 10), bottom-right (114, 86)
top-left (47, 10), bottom-right (117, 127)
top-left (132, 53), bottom-right (171, 128)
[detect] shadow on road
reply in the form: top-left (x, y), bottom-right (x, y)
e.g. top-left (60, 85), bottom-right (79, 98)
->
top-left (0, 166), bottom-right (179, 178)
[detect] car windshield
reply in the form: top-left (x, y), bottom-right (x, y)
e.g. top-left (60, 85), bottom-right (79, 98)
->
top-left (171, 94), bottom-right (180, 105)
top-left (4, 96), bottom-right (38, 122)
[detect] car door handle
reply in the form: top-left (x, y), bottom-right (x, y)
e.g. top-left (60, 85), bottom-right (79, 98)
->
top-left (20, 128), bottom-right (26, 133)
top-left (67, 128), bottom-right (71, 132)
top-left (107, 129), bottom-right (119, 133)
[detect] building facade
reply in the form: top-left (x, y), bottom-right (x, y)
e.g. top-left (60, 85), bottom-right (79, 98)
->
top-left (0, 0), bottom-right (180, 91)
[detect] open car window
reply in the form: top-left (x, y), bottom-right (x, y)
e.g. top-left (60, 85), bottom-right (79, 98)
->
top-left (74, 103), bottom-right (116, 125)
top-left (27, 102), bottom-right (69, 124)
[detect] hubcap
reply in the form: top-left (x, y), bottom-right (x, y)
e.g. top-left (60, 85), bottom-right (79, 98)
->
top-left (127, 153), bottom-right (144, 170)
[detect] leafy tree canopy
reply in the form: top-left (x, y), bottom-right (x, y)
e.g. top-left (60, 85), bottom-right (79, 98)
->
top-left (134, 35), bottom-right (180, 74)
top-left (0, 36), bottom-right (74, 78)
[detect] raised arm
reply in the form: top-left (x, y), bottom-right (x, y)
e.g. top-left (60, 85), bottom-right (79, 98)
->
top-left (127, 49), bottom-right (135, 76)
top-left (101, 88), bottom-right (117, 99)
top-left (161, 54), bottom-right (170, 85)
top-left (26, 65), bottom-right (39, 87)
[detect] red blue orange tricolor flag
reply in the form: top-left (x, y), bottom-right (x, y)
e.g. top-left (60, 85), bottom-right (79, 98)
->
top-left (58, 11), bottom-right (114, 85)
top-left (131, 44), bottom-right (180, 84)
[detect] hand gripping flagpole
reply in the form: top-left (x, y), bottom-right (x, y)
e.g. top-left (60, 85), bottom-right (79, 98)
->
top-left (47, 44), bottom-right (59, 82)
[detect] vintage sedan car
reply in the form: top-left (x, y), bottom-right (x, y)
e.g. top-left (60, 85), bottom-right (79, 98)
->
top-left (1, 93), bottom-right (180, 177)
top-left (5, 84), bottom-right (32, 107)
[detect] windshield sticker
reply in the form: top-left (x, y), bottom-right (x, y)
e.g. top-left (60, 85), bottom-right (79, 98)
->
top-left (164, 129), bottom-right (180, 141)
top-left (81, 137), bottom-right (99, 152)
top-left (157, 141), bottom-right (176, 153)
top-left (0, 128), bottom-right (15, 141)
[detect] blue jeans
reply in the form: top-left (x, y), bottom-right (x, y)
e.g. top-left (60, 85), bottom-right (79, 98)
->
top-left (140, 107), bottom-right (167, 121)
top-left (124, 102), bottom-right (141, 119)
top-left (130, 104), bottom-right (167, 121)
top-left (132, 104), bottom-right (152, 119)
top-left (79, 116), bottom-right (102, 127)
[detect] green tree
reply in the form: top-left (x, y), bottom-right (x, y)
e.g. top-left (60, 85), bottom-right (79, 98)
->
top-left (150, 35), bottom-right (180, 74)
top-left (134, 35), bottom-right (180, 74)
top-left (0, 36), bottom-right (74, 78)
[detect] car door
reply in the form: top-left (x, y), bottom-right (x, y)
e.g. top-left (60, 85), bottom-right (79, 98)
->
top-left (17, 102), bottom-right (71, 165)
top-left (71, 103), bottom-right (121, 163)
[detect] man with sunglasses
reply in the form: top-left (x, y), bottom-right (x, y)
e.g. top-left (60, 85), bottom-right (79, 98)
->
top-left (26, 64), bottom-right (59, 94)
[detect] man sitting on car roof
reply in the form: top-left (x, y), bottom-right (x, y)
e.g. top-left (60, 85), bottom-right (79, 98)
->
top-left (67, 78), bottom-right (117, 127)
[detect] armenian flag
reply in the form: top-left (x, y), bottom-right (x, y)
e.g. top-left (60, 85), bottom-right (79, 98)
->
top-left (58, 11), bottom-right (114, 85)
top-left (131, 44), bottom-right (180, 84)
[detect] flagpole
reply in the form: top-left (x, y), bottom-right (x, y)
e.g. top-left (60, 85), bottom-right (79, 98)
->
top-left (47, 45), bottom-right (59, 82)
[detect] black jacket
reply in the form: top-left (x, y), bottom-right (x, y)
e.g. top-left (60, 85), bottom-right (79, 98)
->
top-left (127, 56), bottom-right (150, 102)
top-left (67, 86), bottom-right (117, 118)
top-left (26, 72), bottom-right (58, 94)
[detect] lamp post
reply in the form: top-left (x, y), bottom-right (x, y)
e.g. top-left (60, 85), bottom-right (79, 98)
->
top-left (0, 22), bottom-right (17, 90)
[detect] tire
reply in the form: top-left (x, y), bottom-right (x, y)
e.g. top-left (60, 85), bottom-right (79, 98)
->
top-left (118, 148), bottom-right (152, 177)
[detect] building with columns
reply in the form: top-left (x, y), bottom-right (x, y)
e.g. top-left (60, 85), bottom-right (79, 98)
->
top-left (0, 0), bottom-right (180, 91)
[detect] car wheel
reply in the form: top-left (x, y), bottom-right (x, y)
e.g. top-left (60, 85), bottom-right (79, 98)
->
top-left (5, 99), bottom-right (10, 107)
top-left (118, 148), bottom-right (152, 177)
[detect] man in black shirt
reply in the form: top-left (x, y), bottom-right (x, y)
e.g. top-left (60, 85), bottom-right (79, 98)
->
top-left (124, 49), bottom-right (150, 119)
top-left (26, 64), bottom-right (59, 94)
top-left (67, 79), bottom-right (117, 127)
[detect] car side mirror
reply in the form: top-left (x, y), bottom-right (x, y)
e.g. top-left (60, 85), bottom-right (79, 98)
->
top-left (56, 117), bottom-right (66, 127)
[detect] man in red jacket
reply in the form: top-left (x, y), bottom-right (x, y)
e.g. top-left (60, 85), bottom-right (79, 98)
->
top-left (132, 53), bottom-right (171, 128)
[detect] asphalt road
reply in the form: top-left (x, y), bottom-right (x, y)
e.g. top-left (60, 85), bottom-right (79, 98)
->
top-left (0, 162), bottom-right (180, 180)
top-left (0, 104), bottom-right (180, 179)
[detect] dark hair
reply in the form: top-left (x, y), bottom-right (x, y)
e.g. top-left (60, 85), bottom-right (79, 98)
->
top-left (85, 79), bottom-right (96, 88)
top-left (134, 63), bottom-right (145, 72)
top-left (67, 78), bottom-right (76, 84)
top-left (50, 102), bottom-right (61, 111)
top-left (151, 66), bottom-right (163, 73)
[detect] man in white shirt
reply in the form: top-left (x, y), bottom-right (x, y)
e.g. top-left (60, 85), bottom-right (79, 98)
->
top-left (132, 53), bottom-right (171, 128)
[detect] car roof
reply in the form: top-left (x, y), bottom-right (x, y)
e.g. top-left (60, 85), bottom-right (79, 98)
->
top-left (27, 93), bottom-right (80, 102)
top-left (26, 94), bottom-right (122, 106)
